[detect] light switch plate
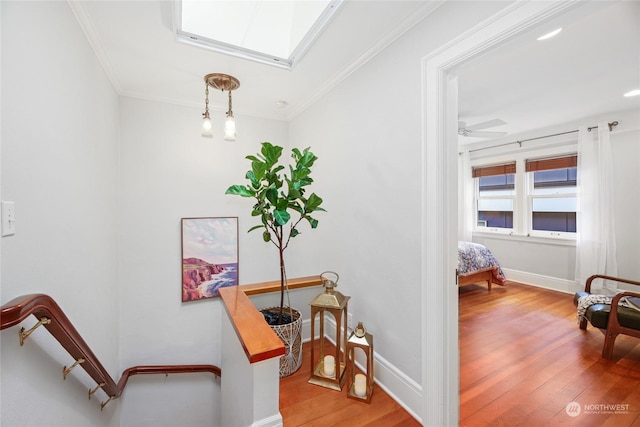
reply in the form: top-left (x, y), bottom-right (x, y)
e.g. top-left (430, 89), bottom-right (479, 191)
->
top-left (2, 201), bottom-right (16, 236)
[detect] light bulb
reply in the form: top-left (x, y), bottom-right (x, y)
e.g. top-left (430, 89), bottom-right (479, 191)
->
top-left (224, 115), bottom-right (236, 141)
top-left (201, 116), bottom-right (213, 138)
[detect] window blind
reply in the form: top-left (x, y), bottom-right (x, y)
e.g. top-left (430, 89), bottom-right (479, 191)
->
top-left (472, 162), bottom-right (516, 178)
top-left (525, 155), bottom-right (577, 172)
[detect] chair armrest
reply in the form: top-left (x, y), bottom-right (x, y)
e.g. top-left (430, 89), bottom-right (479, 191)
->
top-left (585, 275), bottom-right (640, 293)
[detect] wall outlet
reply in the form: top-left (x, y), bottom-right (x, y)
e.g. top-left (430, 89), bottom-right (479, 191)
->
top-left (348, 313), bottom-right (353, 330)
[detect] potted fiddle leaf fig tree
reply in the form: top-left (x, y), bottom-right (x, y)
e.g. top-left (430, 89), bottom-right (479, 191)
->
top-left (225, 141), bottom-right (325, 377)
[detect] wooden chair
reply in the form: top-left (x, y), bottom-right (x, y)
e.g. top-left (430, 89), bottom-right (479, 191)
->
top-left (574, 274), bottom-right (640, 359)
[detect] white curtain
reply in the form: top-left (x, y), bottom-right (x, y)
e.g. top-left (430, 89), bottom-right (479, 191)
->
top-left (575, 123), bottom-right (618, 292)
top-left (458, 148), bottom-right (473, 242)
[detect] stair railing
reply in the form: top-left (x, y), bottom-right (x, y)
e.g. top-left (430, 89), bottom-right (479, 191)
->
top-left (1, 293), bottom-right (221, 410)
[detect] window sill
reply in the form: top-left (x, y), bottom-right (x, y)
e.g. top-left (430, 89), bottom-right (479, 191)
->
top-left (472, 231), bottom-right (576, 247)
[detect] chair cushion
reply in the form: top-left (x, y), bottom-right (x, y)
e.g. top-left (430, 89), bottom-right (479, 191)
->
top-left (574, 292), bottom-right (640, 330)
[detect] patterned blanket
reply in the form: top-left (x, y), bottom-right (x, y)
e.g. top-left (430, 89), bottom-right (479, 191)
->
top-left (457, 241), bottom-right (506, 286)
top-left (576, 294), bottom-right (640, 323)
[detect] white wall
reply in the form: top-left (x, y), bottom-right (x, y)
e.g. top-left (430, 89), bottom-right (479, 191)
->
top-left (288, 1), bottom-right (508, 421)
top-left (116, 97), bottom-right (289, 426)
top-left (1, 1), bottom-right (120, 426)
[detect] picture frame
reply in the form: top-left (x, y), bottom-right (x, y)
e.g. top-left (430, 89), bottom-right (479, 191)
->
top-left (181, 217), bottom-right (239, 302)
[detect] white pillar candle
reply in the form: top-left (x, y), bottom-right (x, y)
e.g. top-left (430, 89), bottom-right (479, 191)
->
top-left (323, 355), bottom-right (335, 376)
top-left (354, 373), bottom-right (367, 397)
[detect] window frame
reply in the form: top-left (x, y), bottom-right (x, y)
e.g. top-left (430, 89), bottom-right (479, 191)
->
top-left (526, 173), bottom-right (577, 239)
top-left (469, 144), bottom-right (578, 241)
top-left (474, 163), bottom-right (516, 234)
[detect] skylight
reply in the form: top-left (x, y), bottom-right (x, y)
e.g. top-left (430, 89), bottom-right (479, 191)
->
top-left (175, 0), bottom-right (343, 69)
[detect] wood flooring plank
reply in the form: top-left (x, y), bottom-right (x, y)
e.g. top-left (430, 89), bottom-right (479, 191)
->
top-left (282, 282), bottom-right (640, 427)
top-left (460, 282), bottom-right (640, 427)
top-left (279, 341), bottom-right (420, 427)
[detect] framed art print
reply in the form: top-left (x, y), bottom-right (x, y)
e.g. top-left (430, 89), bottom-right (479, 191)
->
top-left (181, 217), bottom-right (239, 302)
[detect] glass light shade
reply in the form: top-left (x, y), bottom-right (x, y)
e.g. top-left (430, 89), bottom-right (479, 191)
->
top-left (201, 116), bottom-right (213, 138)
top-left (224, 115), bottom-right (236, 141)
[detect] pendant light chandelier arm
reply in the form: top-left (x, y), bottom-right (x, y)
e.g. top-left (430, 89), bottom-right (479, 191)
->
top-left (227, 90), bottom-right (234, 117)
top-left (203, 83), bottom-right (210, 117)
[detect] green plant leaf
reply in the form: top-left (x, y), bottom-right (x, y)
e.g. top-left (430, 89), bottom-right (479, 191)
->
top-left (262, 230), bottom-right (271, 242)
top-left (305, 193), bottom-right (323, 212)
top-left (251, 160), bottom-right (267, 181)
top-left (289, 202), bottom-right (303, 214)
top-left (290, 228), bottom-right (300, 238)
top-left (266, 187), bottom-right (278, 206)
top-left (248, 224), bottom-right (264, 233)
top-left (289, 187), bottom-right (301, 199)
top-left (261, 142), bottom-right (282, 168)
top-left (226, 185), bottom-right (254, 197)
top-left (299, 149), bottom-right (317, 167)
top-left (273, 209), bottom-right (290, 225)
top-left (276, 198), bottom-right (288, 211)
top-left (246, 170), bottom-right (261, 187)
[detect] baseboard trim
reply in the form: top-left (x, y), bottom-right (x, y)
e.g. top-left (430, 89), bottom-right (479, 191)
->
top-left (503, 268), bottom-right (578, 294)
top-left (250, 414), bottom-right (283, 427)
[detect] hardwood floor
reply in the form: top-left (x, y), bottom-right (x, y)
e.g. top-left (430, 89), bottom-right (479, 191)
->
top-left (281, 282), bottom-right (640, 426)
top-left (460, 281), bottom-right (640, 427)
top-left (279, 341), bottom-right (421, 427)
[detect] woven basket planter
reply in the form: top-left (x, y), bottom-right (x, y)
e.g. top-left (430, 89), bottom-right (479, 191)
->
top-left (261, 306), bottom-right (303, 378)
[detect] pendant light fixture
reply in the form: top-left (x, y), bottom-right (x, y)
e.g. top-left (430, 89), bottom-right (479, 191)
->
top-left (201, 73), bottom-right (240, 140)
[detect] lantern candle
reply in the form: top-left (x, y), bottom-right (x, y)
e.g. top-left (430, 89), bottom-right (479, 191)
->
top-left (324, 355), bottom-right (335, 376)
top-left (354, 373), bottom-right (367, 397)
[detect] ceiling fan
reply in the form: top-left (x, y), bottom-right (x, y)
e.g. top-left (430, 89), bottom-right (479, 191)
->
top-left (458, 118), bottom-right (507, 138)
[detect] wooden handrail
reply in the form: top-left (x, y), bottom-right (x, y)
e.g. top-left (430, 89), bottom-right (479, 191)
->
top-left (1, 293), bottom-right (121, 396)
top-left (240, 275), bottom-right (323, 295)
top-left (220, 286), bottom-right (286, 363)
top-left (218, 275), bottom-right (324, 364)
top-left (1, 293), bottom-right (220, 405)
top-left (117, 364), bottom-right (221, 395)
top-left (1, 277), bottom-right (324, 406)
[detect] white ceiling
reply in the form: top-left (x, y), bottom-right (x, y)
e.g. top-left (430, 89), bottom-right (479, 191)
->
top-left (456, 0), bottom-right (640, 145)
top-left (70, 1), bottom-right (639, 134)
top-left (70, 0), bottom-right (438, 121)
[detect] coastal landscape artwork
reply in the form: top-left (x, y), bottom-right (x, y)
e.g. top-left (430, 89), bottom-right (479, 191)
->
top-left (181, 217), bottom-right (239, 302)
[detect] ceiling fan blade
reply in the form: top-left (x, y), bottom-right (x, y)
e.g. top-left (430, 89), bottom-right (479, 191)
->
top-left (464, 130), bottom-right (507, 138)
top-left (465, 118), bottom-right (507, 131)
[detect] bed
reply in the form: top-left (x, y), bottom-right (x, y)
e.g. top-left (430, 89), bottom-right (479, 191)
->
top-left (457, 241), bottom-right (506, 290)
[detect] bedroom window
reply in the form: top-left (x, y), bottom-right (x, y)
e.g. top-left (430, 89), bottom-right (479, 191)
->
top-left (526, 155), bottom-right (577, 235)
top-left (473, 163), bottom-right (516, 231)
